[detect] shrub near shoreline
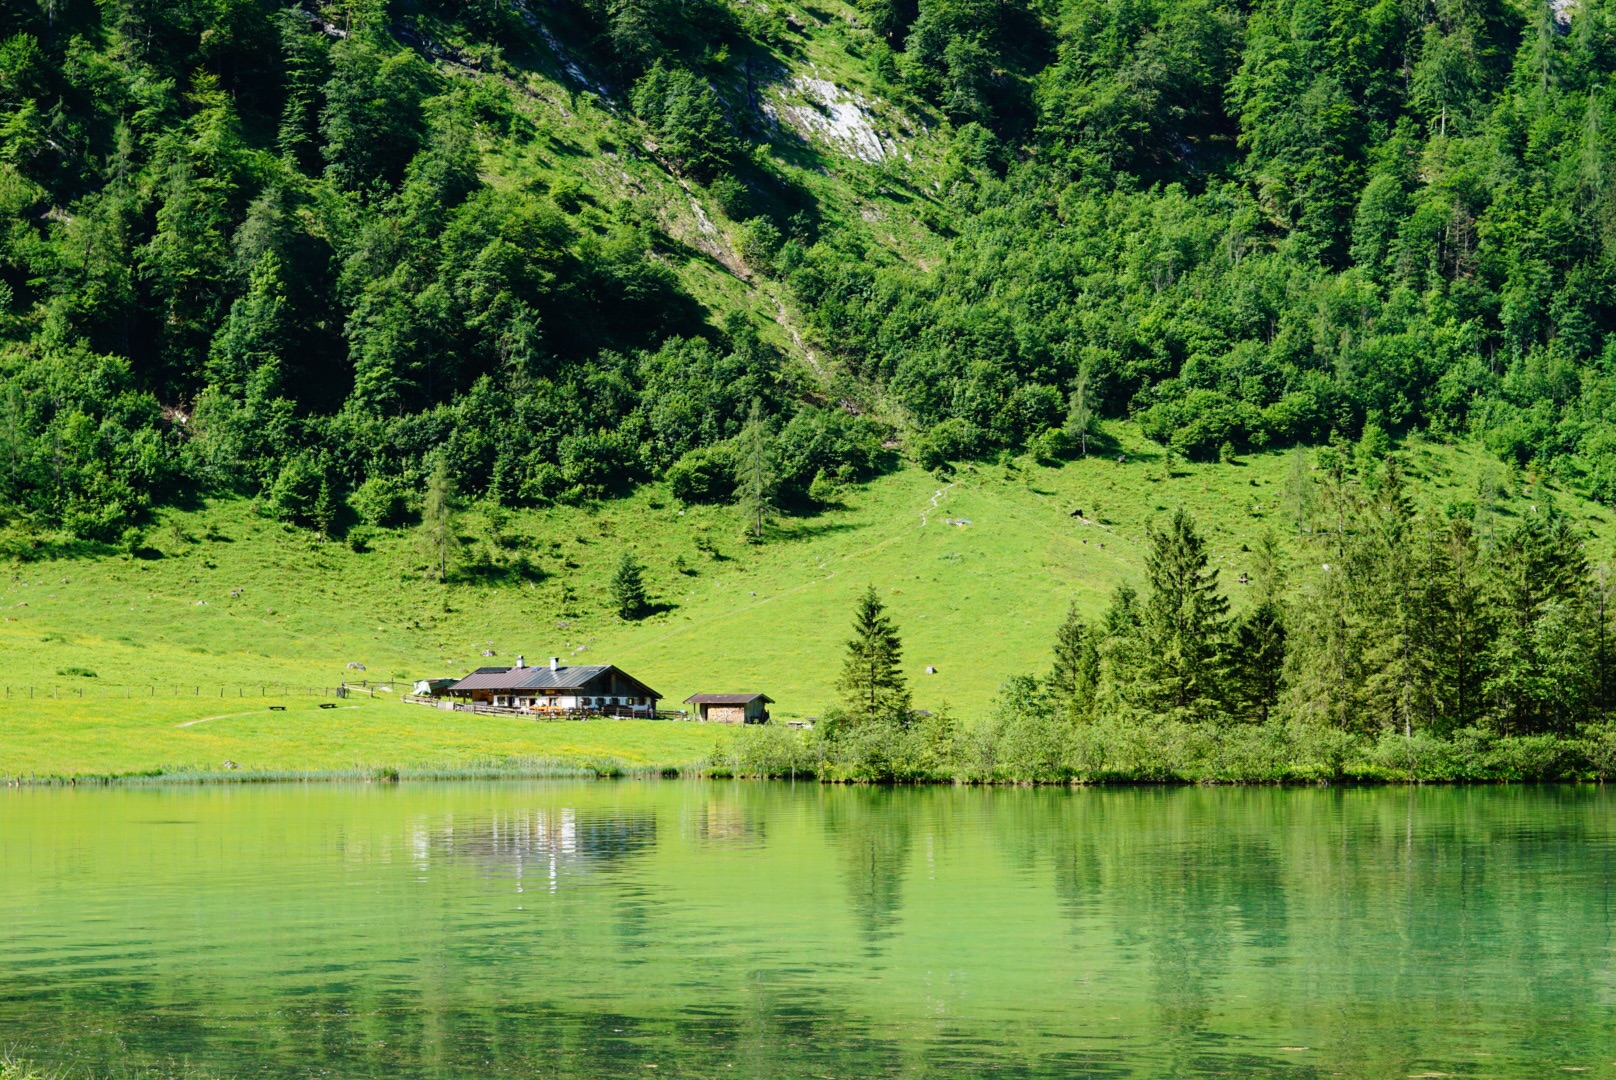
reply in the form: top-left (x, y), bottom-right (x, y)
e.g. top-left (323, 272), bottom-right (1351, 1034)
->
top-left (710, 713), bottom-right (1616, 784)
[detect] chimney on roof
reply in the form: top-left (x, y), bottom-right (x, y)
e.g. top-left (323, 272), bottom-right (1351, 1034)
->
top-left (515, 655), bottom-right (525, 669)
top-left (550, 656), bottom-right (561, 671)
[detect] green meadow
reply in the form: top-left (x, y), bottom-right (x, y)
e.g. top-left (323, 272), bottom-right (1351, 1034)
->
top-left (0, 695), bottom-right (718, 781)
top-left (3, 425), bottom-right (1611, 780)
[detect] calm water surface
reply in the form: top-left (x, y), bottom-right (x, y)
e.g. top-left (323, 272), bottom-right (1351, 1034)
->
top-left (2, 782), bottom-right (1614, 1078)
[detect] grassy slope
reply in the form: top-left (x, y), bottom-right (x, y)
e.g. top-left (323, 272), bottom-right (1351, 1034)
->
top-left (3, 426), bottom-right (1609, 781)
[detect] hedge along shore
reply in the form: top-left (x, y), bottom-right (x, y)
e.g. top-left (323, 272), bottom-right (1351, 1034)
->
top-left (7, 722), bottom-right (1616, 786)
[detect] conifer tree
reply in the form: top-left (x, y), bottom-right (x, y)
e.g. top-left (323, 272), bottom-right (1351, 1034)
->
top-left (1359, 460), bottom-right (1429, 737)
top-left (1098, 583), bottom-right (1145, 703)
top-left (611, 551), bottom-right (650, 620)
top-left (1065, 360), bottom-right (1093, 456)
top-left (1139, 508), bottom-right (1229, 717)
top-left (1226, 531), bottom-right (1287, 724)
top-left (737, 398), bottom-right (773, 542)
top-left (1485, 508), bottom-right (1592, 735)
top-left (838, 585), bottom-right (910, 720)
top-left (1283, 469), bottom-right (1377, 737)
top-left (313, 473), bottom-right (339, 540)
top-left (1441, 516), bottom-right (1492, 731)
top-left (420, 453), bottom-right (459, 582)
top-left (1282, 445), bottom-right (1313, 535)
top-left (1049, 601), bottom-right (1100, 721)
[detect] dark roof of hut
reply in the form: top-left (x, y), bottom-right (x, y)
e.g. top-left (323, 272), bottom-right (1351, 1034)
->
top-left (683, 693), bottom-right (774, 705)
top-left (447, 664), bottom-right (661, 699)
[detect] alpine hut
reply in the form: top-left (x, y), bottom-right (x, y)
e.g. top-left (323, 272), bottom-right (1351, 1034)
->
top-left (684, 693), bottom-right (773, 724)
top-left (443, 656), bottom-right (661, 717)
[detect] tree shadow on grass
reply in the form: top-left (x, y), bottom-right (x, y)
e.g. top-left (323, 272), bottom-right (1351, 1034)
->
top-left (0, 531), bottom-right (118, 563)
top-left (457, 555), bottom-right (549, 587)
top-left (771, 518), bottom-right (866, 542)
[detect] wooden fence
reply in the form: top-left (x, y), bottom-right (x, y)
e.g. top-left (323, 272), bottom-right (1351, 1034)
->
top-left (3, 684), bottom-right (354, 701)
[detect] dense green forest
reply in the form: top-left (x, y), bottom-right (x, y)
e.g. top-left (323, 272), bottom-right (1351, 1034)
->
top-left (5, 0), bottom-right (1616, 540)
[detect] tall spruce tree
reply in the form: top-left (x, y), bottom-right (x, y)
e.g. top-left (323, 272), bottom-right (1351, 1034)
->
top-left (838, 585), bottom-right (910, 720)
top-left (1226, 531), bottom-right (1287, 724)
top-left (1139, 508), bottom-right (1229, 717)
top-left (611, 551), bottom-right (650, 620)
top-left (420, 453), bottom-right (459, 583)
top-left (1097, 582), bottom-right (1145, 703)
top-left (1065, 360), bottom-right (1093, 457)
top-left (1283, 468), bottom-right (1376, 736)
top-left (737, 398), bottom-right (773, 542)
top-left (1440, 516), bottom-right (1492, 733)
top-left (1049, 601), bottom-right (1100, 722)
top-left (1359, 460), bottom-right (1430, 737)
top-left (1485, 508), bottom-right (1592, 735)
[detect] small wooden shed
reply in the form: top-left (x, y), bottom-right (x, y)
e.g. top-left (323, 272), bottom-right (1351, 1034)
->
top-left (684, 693), bottom-right (773, 724)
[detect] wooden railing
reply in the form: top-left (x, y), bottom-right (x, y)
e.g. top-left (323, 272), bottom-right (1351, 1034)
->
top-left (402, 696), bottom-right (676, 721)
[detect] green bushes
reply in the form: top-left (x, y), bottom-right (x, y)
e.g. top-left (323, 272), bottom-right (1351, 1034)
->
top-left (775, 407), bottom-right (887, 493)
top-left (907, 417), bottom-right (982, 471)
top-left (350, 476), bottom-right (408, 527)
top-left (709, 715), bottom-right (1616, 784)
top-left (667, 445), bottom-right (737, 504)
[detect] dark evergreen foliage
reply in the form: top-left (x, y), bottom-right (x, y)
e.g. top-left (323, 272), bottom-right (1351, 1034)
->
top-left (1020, 492), bottom-right (1613, 743)
top-left (610, 550), bottom-right (649, 620)
top-left (1138, 508), bottom-right (1228, 718)
top-left (838, 585), bottom-right (911, 720)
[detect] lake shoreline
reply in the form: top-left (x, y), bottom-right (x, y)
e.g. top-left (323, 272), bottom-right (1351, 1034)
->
top-left (4, 765), bottom-right (1610, 788)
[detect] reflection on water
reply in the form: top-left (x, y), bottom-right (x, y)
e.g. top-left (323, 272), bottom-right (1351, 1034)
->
top-left (432, 806), bottom-right (657, 884)
top-left (2, 783), bottom-right (1614, 1078)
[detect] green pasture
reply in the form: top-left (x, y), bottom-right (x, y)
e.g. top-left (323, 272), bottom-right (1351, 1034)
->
top-left (2, 426), bottom-right (1611, 781)
top-left (0, 695), bottom-right (719, 780)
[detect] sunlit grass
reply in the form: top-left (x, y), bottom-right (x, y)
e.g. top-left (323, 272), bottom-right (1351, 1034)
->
top-left (0, 695), bottom-right (722, 781)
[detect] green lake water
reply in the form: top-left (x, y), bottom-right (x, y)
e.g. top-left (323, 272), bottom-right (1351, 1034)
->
top-left (2, 782), bottom-right (1614, 1078)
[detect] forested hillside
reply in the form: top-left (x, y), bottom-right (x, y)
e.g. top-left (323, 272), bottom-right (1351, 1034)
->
top-left (2, 0), bottom-right (1616, 539)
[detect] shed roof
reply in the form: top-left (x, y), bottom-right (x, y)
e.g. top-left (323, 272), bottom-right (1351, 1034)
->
top-left (447, 664), bottom-right (661, 699)
top-left (684, 693), bottom-right (774, 705)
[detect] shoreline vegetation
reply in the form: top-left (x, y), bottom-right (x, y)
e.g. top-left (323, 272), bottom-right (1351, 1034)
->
top-left (6, 724), bottom-right (1614, 786)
